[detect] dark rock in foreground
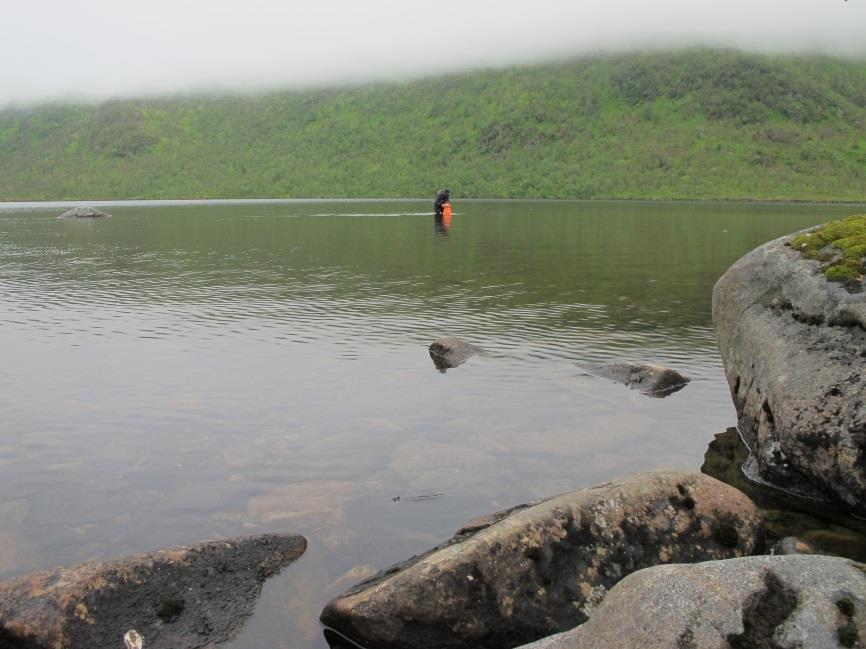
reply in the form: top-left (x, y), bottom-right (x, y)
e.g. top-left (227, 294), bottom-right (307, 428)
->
top-left (57, 207), bottom-right (111, 218)
top-left (320, 470), bottom-right (762, 649)
top-left (0, 533), bottom-right (306, 649)
top-left (429, 336), bottom-right (483, 372)
top-left (713, 225), bottom-right (866, 515)
top-left (581, 362), bottom-right (690, 397)
top-left (517, 554), bottom-right (866, 649)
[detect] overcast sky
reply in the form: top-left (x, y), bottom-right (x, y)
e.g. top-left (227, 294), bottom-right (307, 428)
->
top-left (3, 0), bottom-right (865, 105)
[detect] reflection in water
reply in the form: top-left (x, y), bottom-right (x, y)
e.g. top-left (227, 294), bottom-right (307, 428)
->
top-left (701, 428), bottom-right (866, 561)
top-left (323, 628), bottom-right (364, 649)
top-left (1, 199), bottom-right (863, 648)
top-left (434, 212), bottom-right (451, 235)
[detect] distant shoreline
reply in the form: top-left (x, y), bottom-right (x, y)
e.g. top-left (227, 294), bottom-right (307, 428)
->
top-left (2, 196), bottom-right (866, 210)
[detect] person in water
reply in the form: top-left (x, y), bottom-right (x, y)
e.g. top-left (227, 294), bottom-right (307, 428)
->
top-left (433, 188), bottom-right (452, 216)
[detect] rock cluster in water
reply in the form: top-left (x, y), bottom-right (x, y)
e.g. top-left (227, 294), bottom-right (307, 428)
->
top-left (3, 218), bottom-right (865, 649)
top-left (319, 218), bottom-right (866, 649)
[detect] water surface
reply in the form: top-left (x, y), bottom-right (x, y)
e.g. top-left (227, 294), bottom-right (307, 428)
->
top-left (0, 199), bottom-right (861, 648)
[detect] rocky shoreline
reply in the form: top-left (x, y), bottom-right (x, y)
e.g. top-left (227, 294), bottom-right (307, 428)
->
top-left (1, 217), bottom-right (865, 648)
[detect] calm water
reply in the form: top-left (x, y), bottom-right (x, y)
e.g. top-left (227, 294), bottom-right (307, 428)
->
top-left (0, 199), bottom-right (862, 648)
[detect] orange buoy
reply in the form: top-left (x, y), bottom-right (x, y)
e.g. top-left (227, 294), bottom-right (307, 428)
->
top-left (442, 202), bottom-right (452, 218)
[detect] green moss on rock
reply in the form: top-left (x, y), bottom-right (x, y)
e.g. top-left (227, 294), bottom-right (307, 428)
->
top-left (791, 214), bottom-right (866, 285)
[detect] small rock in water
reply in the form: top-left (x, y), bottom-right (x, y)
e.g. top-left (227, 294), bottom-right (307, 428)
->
top-left (581, 362), bottom-right (690, 397)
top-left (58, 206), bottom-right (111, 219)
top-left (428, 336), bottom-right (483, 372)
top-left (772, 536), bottom-right (819, 556)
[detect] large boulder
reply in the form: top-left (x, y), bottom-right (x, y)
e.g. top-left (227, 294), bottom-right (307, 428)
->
top-left (712, 219), bottom-right (866, 515)
top-left (517, 554), bottom-right (866, 649)
top-left (428, 336), bottom-right (483, 372)
top-left (0, 533), bottom-right (306, 649)
top-left (581, 362), bottom-right (690, 397)
top-left (57, 207), bottom-right (111, 218)
top-left (320, 470), bottom-right (762, 649)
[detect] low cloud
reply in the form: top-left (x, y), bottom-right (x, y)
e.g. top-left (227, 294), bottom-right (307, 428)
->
top-left (3, 0), bottom-right (865, 105)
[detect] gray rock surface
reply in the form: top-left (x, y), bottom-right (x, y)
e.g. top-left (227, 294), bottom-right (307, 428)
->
top-left (320, 470), bottom-right (762, 649)
top-left (57, 206), bottom-right (111, 218)
top-left (581, 362), bottom-right (690, 397)
top-left (428, 336), bottom-right (483, 371)
top-left (713, 227), bottom-right (866, 514)
top-left (0, 533), bottom-right (306, 649)
top-left (517, 554), bottom-right (866, 649)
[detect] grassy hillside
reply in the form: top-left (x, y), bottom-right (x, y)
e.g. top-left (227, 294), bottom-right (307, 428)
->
top-left (1, 49), bottom-right (866, 201)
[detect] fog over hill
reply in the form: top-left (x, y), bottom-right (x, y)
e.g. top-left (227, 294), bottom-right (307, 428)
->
top-left (1, 50), bottom-right (864, 202)
top-left (2, 0), bottom-right (865, 105)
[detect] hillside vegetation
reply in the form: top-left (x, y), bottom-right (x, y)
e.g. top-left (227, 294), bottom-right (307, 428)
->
top-left (1, 50), bottom-right (866, 201)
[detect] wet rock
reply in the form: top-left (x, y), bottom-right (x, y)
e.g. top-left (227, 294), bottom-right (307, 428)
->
top-left (517, 554), bottom-right (866, 649)
top-left (713, 225), bottom-right (866, 515)
top-left (428, 336), bottom-right (483, 372)
top-left (320, 470), bottom-right (762, 649)
top-left (0, 533), bottom-right (306, 649)
top-left (701, 428), bottom-right (866, 562)
top-left (57, 207), bottom-right (111, 218)
top-left (581, 362), bottom-right (690, 397)
top-left (773, 536), bottom-right (819, 556)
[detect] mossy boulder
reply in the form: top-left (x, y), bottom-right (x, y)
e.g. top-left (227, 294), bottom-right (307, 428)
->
top-left (713, 220), bottom-right (866, 515)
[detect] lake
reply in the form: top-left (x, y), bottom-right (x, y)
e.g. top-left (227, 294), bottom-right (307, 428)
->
top-left (0, 199), bottom-right (862, 648)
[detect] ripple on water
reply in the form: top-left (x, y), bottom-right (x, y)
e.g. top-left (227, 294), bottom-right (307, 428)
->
top-left (0, 200), bottom-right (851, 649)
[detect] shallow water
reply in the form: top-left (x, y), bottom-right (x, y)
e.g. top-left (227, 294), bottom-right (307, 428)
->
top-left (0, 199), bottom-right (862, 648)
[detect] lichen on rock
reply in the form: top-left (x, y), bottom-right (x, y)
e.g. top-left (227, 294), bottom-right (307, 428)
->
top-left (790, 214), bottom-right (866, 289)
top-left (320, 470), bottom-right (761, 649)
top-left (0, 533), bottom-right (306, 649)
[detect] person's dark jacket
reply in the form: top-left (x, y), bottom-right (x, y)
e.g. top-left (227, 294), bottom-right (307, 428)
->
top-left (434, 189), bottom-right (451, 215)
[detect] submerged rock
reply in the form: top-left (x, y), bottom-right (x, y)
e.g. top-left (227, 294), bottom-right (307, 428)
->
top-left (517, 554), bottom-right (866, 649)
top-left (0, 533), bottom-right (306, 649)
top-left (713, 222), bottom-right (866, 515)
top-left (581, 362), bottom-right (690, 397)
top-left (773, 536), bottom-right (819, 556)
top-left (320, 470), bottom-right (761, 649)
top-left (428, 336), bottom-right (483, 372)
top-left (701, 428), bottom-right (866, 562)
top-left (57, 207), bottom-right (111, 218)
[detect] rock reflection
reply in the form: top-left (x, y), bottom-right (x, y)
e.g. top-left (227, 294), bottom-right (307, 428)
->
top-left (323, 628), bottom-right (366, 649)
top-left (701, 428), bottom-right (866, 561)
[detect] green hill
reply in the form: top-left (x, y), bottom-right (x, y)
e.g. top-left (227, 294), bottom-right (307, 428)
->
top-left (2, 49), bottom-right (866, 201)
